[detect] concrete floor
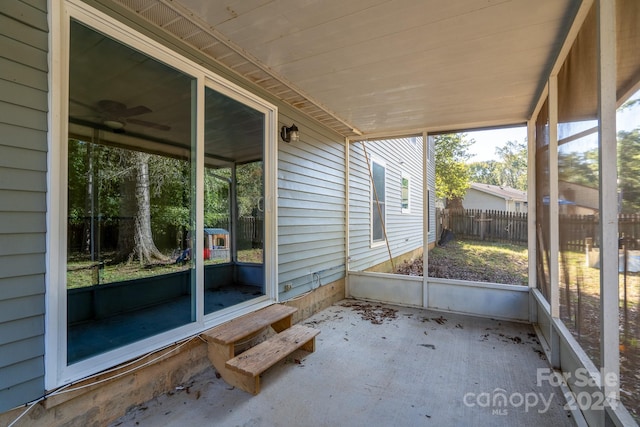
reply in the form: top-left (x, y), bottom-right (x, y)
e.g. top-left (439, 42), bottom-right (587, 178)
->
top-left (109, 300), bottom-right (576, 427)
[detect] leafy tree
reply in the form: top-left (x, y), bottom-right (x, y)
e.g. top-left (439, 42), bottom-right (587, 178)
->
top-left (618, 129), bottom-right (640, 213)
top-left (558, 149), bottom-right (599, 187)
top-left (495, 140), bottom-right (528, 190)
top-left (434, 133), bottom-right (473, 207)
top-left (236, 161), bottom-right (264, 217)
top-left (204, 168), bottom-right (232, 228)
top-left (468, 160), bottom-right (501, 186)
top-left (468, 140), bottom-right (528, 191)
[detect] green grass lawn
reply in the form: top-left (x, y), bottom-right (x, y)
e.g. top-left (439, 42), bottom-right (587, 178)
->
top-left (67, 248), bottom-right (264, 289)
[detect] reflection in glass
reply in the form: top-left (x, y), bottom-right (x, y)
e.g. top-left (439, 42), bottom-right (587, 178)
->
top-left (535, 99), bottom-right (551, 300)
top-left (556, 3), bottom-right (600, 368)
top-left (66, 21), bottom-right (196, 363)
top-left (617, 90), bottom-right (640, 422)
top-left (203, 87), bottom-right (265, 314)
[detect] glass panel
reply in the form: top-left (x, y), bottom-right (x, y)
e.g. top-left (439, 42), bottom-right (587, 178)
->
top-left (617, 2), bottom-right (640, 420)
top-left (67, 21), bottom-right (196, 363)
top-left (401, 175), bottom-right (409, 211)
top-left (203, 87), bottom-right (265, 315)
top-left (535, 99), bottom-right (551, 300)
top-left (372, 162), bottom-right (386, 242)
top-left (557, 3), bottom-right (600, 367)
top-left (617, 90), bottom-right (640, 422)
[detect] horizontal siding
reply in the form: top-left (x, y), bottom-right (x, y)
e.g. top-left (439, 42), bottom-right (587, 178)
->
top-left (0, 57), bottom-right (48, 92)
top-left (0, 0), bottom-right (47, 412)
top-left (0, 101), bottom-right (48, 131)
top-left (277, 110), bottom-right (346, 299)
top-left (349, 137), bottom-right (425, 271)
top-left (0, 190), bottom-right (46, 212)
top-left (0, 275), bottom-right (45, 300)
top-left (427, 137), bottom-right (436, 244)
top-left (0, 32), bottom-right (48, 71)
top-left (16, 0), bottom-right (47, 14)
top-left (0, 213), bottom-right (46, 234)
top-left (0, 167), bottom-right (46, 192)
top-left (0, 2), bottom-right (48, 31)
top-left (0, 336), bottom-right (44, 369)
top-left (0, 78), bottom-right (48, 113)
top-left (0, 317), bottom-right (44, 347)
top-left (0, 376), bottom-right (43, 411)
top-left (0, 144), bottom-right (47, 171)
top-left (0, 294), bottom-right (45, 324)
top-left (0, 254), bottom-right (46, 278)
top-left (0, 123), bottom-right (48, 151)
top-left (0, 357), bottom-right (43, 390)
top-left (0, 234), bottom-right (45, 256)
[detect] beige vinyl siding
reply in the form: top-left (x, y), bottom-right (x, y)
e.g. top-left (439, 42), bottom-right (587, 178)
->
top-left (0, 0), bottom-right (48, 412)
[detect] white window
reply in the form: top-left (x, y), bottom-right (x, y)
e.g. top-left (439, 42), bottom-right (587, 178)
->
top-left (371, 159), bottom-right (386, 244)
top-left (401, 172), bottom-right (411, 214)
top-left (49, 0), bottom-right (277, 388)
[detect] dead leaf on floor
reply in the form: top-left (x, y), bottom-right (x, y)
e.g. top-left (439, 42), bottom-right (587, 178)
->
top-left (432, 316), bottom-right (447, 325)
top-left (340, 301), bottom-right (398, 324)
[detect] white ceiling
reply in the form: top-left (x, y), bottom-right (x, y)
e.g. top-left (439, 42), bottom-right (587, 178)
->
top-left (114, 0), bottom-right (579, 137)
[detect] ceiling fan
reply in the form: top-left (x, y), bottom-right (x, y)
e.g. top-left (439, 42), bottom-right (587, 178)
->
top-left (70, 99), bottom-right (171, 132)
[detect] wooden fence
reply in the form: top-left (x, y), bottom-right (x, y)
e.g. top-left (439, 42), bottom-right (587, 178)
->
top-left (438, 208), bottom-right (528, 245)
top-left (437, 209), bottom-right (640, 250)
top-left (68, 215), bottom-right (264, 253)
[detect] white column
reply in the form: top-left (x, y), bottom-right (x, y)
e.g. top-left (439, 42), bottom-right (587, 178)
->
top-left (597, 0), bottom-right (619, 404)
top-left (548, 76), bottom-right (560, 319)
top-left (422, 132), bottom-right (429, 308)
top-left (345, 137), bottom-right (351, 298)
top-left (527, 119), bottom-right (538, 323)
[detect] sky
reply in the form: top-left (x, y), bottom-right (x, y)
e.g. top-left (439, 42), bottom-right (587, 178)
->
top-left (465, 126), bottom-right (527, 163)
top-left (464, 88), bottom-right (640, 163)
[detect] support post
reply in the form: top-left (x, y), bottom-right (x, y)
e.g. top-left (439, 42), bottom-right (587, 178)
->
top-left (597, 0), bottom-right (619, 407)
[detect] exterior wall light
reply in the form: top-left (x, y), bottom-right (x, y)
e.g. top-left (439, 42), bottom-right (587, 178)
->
top-left (280, 124), bottom-right (299, 142)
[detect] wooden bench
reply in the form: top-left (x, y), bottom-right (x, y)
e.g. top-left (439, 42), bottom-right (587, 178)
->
top-left (202, 304), bottom-right (319, 394)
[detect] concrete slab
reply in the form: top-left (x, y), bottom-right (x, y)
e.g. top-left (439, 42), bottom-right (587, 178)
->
top-left (109, 300), bottom-right (576, 427)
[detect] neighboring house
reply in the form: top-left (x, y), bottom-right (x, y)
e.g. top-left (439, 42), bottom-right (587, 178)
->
top-left (558, 180), bottom-right (599, 215)
top-left (463, 183), bottom-right (528, 212)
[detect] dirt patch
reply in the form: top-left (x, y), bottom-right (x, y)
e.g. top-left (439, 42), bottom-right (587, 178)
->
top-left (395, 241), bottom-right (528, 285)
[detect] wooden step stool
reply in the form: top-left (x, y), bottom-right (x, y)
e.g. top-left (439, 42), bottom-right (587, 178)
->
top-left (202, 304), bottom-right (319, 394)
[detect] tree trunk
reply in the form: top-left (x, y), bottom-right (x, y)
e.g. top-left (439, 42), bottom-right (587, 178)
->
top-left (114, 153), bottom-right (169, 265)
top-left (447, 196), bottom-right (464, 210)
top-left (133, 153), bottom-right (169, 265)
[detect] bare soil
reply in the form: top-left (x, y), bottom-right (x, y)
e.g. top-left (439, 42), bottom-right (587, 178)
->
top-left (395, 240), bottom-right (528, 286)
